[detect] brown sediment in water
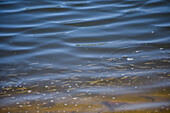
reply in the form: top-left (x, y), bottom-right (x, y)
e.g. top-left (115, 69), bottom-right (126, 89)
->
top-left (0, 0), bottom-right (170, 112)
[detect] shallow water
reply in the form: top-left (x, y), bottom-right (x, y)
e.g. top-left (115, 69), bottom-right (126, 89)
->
top-left (0, 0), bottom-right (170, 113)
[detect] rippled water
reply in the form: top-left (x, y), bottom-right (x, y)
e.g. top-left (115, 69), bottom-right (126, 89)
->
top-left (0, 0), bottom-right (170, 113)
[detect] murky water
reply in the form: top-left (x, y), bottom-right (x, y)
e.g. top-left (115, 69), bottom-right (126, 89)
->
top-left (0, 0), bottom-right (170, 113)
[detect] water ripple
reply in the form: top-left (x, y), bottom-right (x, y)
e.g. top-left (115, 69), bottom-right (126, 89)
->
top-left (0, 0), bottom-right (170, 112)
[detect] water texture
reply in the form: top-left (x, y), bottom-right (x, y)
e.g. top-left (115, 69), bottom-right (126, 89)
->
top-left (0, 0), bottom-right (170, 113)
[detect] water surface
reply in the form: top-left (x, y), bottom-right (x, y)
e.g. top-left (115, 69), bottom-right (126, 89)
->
top-left (0, 0), bottom-right (170, 113)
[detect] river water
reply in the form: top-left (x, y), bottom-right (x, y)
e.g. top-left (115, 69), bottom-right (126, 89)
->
top-left (0, 0), bottom-right (170, 113)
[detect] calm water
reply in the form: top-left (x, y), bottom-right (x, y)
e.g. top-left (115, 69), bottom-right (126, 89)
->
top-left (0, 0), bottom-right (170, 113)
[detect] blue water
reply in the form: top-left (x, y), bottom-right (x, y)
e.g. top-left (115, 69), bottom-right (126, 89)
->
top-left (0, 0), bottom-right (170, 112)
